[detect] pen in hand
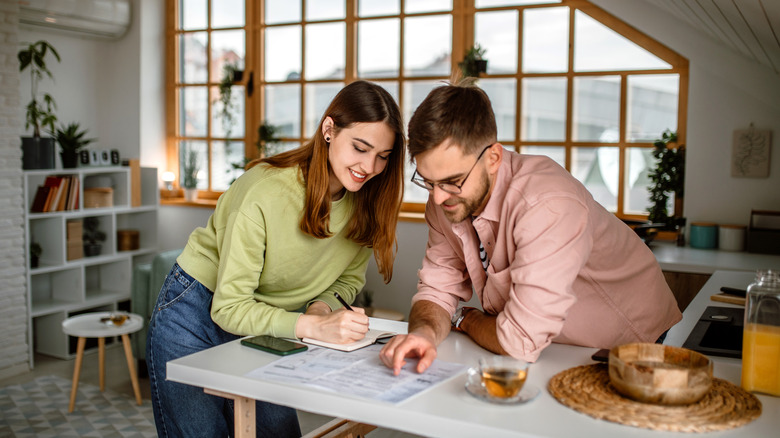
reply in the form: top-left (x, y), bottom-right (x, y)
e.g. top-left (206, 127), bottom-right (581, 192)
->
top-left (334, 292), bottom-right (354, 311)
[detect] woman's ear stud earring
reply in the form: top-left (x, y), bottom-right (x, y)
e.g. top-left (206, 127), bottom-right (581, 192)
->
top-left (325, 136), bottom-right (330, 142)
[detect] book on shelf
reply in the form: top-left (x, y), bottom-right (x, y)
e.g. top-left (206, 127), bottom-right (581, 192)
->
top-left (30, 186), bottom-right (51, 213)
top-left (67, 177), bottom-right (79, 210)
top-left (302, 328), bottom-right (396, 352)
top-left (55, 176), bottom-right (71, 211)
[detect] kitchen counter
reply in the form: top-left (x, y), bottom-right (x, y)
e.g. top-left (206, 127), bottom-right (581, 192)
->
top-left (650, 241), bottom-right (780, 274)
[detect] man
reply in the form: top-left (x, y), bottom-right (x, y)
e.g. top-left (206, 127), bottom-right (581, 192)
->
top-left (380, 79), bottom-right (681, 375)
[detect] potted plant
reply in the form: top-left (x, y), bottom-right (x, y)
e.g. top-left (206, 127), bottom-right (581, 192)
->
top-left (54, 122), bottom-right (96, 168)
top-left (647, 129), bottom-right (685, 234)
top-left (83, 217), bottom-right (107, 257)
top-left (216, 62), bottom-right (240, 141)
top-left (181, 148), bottom-right (200, 201)
top-left (228, 122), bottom-right (282, 185)
top-left (354, 289), bottom-right (374, 316)
top-left (30, 242), bottom-right (42, 268)
top-left (18, 40), bottom-right (60, 169)
top-left (459, 44), bottom-right (488, 78)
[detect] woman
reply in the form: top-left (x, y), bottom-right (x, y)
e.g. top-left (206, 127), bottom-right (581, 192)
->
top-left (147, 81), bottom-right (405, 437)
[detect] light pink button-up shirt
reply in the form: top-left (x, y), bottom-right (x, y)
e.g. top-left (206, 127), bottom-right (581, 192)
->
top-left (413, 151), bottom-right (682, 362)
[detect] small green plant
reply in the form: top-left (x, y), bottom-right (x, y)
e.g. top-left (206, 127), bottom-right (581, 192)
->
top-left (18, 40), bottom-right (61, 138)
top-left (30, 242), bottom-right (42, 257)
top-left (257, 122), bottom-right (282, 157)
top-left (647, 130), bottom-right (685, 226)
top-left (354, 289), bottom-right (374, 309)
top-left (30, 242), bottom-right (42, 268)
top-left (55, 122), bottom-right (95, 153)
top-left (182, 148), bottom-right (200, 189)
top-left (216, 62), bottom-right (240, 140)
top-left (228, 122), bottom-right (282, 184)
top-left (83, 217), bottom-right (107, 245)
top-left (459, 44), bottom-right (487, 78)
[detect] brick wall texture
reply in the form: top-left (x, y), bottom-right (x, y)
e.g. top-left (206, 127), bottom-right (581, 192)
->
top-left (0, 1), bottom-right (30, 377)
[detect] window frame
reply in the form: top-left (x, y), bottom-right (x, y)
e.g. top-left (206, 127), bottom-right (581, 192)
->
top-left (165, 0), bottom-right (688, 221)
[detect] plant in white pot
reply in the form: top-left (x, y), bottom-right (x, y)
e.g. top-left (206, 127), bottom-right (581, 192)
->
top-left (18, 40), bottom-right (60, 169)
top-left (181, 148), bottom-right (200, 202)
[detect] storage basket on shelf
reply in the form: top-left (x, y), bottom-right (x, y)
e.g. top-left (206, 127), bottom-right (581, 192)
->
top-left (83, 187), bottom-right (113, 208)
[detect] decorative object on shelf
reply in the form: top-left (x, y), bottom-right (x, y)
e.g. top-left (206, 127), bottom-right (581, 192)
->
top-left (83, 187), bottom-right (113, 208)
top-left (18, 40), bottom-right (60, 170)
top-left (647, 130), bottom-right (685, 233)
top-left (82, 216), bottom-right (106, 257)
top-left (459, 44), bottom-right (488, 78)
top-left (731, 123), bottom-right (771, 178)
top-left (117, 229), bottom-right (140, 251)
top-left (66, 219), bottom-right (83, 260)
top-left (54, 122), bottom-right (96, 168)
top-left (181, 148), bottom-right (199, 202)
top-left (161, 171), bottom-right (175, 191)
top-left (30, 242), bottom-right (42, 268)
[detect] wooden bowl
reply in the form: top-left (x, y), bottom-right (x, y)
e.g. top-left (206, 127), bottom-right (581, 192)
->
top-left (608, 343), bottom-right (712, 405)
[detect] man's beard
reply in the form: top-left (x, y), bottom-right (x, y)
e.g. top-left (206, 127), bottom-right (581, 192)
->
top-left (441, 172), bottom-right (491, 224)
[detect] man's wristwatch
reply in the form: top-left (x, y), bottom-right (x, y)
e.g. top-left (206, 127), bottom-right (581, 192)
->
top-left (452, 307), bottom-right (469, 331)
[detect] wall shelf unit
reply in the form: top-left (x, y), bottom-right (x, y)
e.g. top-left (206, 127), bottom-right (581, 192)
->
top-left (24, 166), bottom-right (158, 364)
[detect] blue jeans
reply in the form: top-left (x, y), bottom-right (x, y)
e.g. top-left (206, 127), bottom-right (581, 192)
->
top-left (147, 263), bottom-right (301, 438)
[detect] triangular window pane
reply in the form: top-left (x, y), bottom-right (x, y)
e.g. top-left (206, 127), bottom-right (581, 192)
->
top-left (574, 10), bottom-right (670, 72)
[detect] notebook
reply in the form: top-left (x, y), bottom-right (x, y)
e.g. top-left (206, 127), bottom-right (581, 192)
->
top-left (302, 329), bottom-right (396, 352)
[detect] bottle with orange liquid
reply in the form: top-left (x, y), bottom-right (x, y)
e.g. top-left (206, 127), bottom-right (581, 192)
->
top-left (742, 269), bottom-right (780, 396)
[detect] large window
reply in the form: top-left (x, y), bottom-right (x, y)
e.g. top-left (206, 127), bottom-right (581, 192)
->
top-left (167, 0), bottom-right (688, 219)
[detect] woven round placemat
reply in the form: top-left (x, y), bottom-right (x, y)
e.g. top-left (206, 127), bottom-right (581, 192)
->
top-left (548, 364), bottom-right (762, 433)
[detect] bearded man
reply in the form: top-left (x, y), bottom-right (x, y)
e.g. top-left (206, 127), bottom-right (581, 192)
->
top-left (380, 79), bottom-right (681, 375)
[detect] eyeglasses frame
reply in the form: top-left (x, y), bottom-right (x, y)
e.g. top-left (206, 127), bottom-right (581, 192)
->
top-left (410, 144), bottom-right (493, 195)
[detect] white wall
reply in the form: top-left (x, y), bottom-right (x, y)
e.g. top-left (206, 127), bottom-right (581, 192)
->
top-left (591, 0), bottom-right (780, 225)
top-left (17, 0), bottom-right (165, 171)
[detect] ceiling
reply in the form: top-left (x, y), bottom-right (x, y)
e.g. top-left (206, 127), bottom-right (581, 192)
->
top-left (646, 0), bottom-right (780, 75)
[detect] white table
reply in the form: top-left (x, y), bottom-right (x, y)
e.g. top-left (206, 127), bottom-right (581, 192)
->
top-left (61, 311), bottom-right (144, 413)
top-left (168, 281), bottom-right (779, 438)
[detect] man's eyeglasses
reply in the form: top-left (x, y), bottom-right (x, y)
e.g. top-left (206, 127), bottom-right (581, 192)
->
top-left (411, 144), bottom-right (492, 195)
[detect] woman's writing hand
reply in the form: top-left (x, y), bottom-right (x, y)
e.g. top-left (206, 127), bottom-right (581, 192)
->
top-left (296, 305), bottom-right (368, 343)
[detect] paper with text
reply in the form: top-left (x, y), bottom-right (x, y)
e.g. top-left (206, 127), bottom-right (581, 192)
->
top-left (245, 344), bottom-right (467, 404)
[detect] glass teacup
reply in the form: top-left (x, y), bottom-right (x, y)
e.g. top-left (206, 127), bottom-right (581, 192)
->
top-left (479, 356), bottom-right (529, 398)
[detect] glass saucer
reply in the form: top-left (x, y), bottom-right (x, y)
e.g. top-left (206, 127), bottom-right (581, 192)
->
top-left (465, 367), bottom-right (540, 405)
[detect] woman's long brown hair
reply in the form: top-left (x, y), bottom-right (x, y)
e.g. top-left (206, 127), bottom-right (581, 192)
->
top-left (246, 81), bottom-right (405, 283)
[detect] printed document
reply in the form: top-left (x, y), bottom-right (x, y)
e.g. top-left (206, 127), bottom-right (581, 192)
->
top-left (245, 344), bottom-right (466, 404)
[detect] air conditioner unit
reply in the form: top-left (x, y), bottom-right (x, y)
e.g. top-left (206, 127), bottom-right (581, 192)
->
top-left (19, 0), bottom-right (131, 40)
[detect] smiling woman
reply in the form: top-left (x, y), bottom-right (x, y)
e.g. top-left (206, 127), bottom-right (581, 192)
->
top-left (147, 80), bottom-right (406, 437)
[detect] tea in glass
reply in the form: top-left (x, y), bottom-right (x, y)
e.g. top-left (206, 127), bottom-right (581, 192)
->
top-left (479, 356), bottom-right (529, 398)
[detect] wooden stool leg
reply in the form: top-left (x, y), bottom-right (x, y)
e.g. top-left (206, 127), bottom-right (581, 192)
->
top-left (121, 334), bottom-right (143, 405)
top-left (68, 337), bottom-right (86, 413)
top-left (98, 337), bottom-right (106, 391)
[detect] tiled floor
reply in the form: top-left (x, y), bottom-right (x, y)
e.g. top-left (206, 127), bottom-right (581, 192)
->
top-left (0, 347), bottom-right (420, 437)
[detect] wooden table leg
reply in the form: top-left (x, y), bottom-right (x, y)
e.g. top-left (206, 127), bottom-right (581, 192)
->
top-left (204, 388), bottom-right (255, 438)
top-left (68, 337), bottom-right (86, 413)
top-left (120, 334), bottom-right (143, 405)
top-left (302, 418), bottom-right (377, 438)
top-left (98, 337), bottom-right (105, 391)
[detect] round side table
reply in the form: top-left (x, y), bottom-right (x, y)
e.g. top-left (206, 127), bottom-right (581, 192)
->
top-left (61, 312), bottom-right (144, 413)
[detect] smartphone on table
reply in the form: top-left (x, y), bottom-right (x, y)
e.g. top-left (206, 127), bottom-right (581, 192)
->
top-left (241, 335), bottom-right (308, 356)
